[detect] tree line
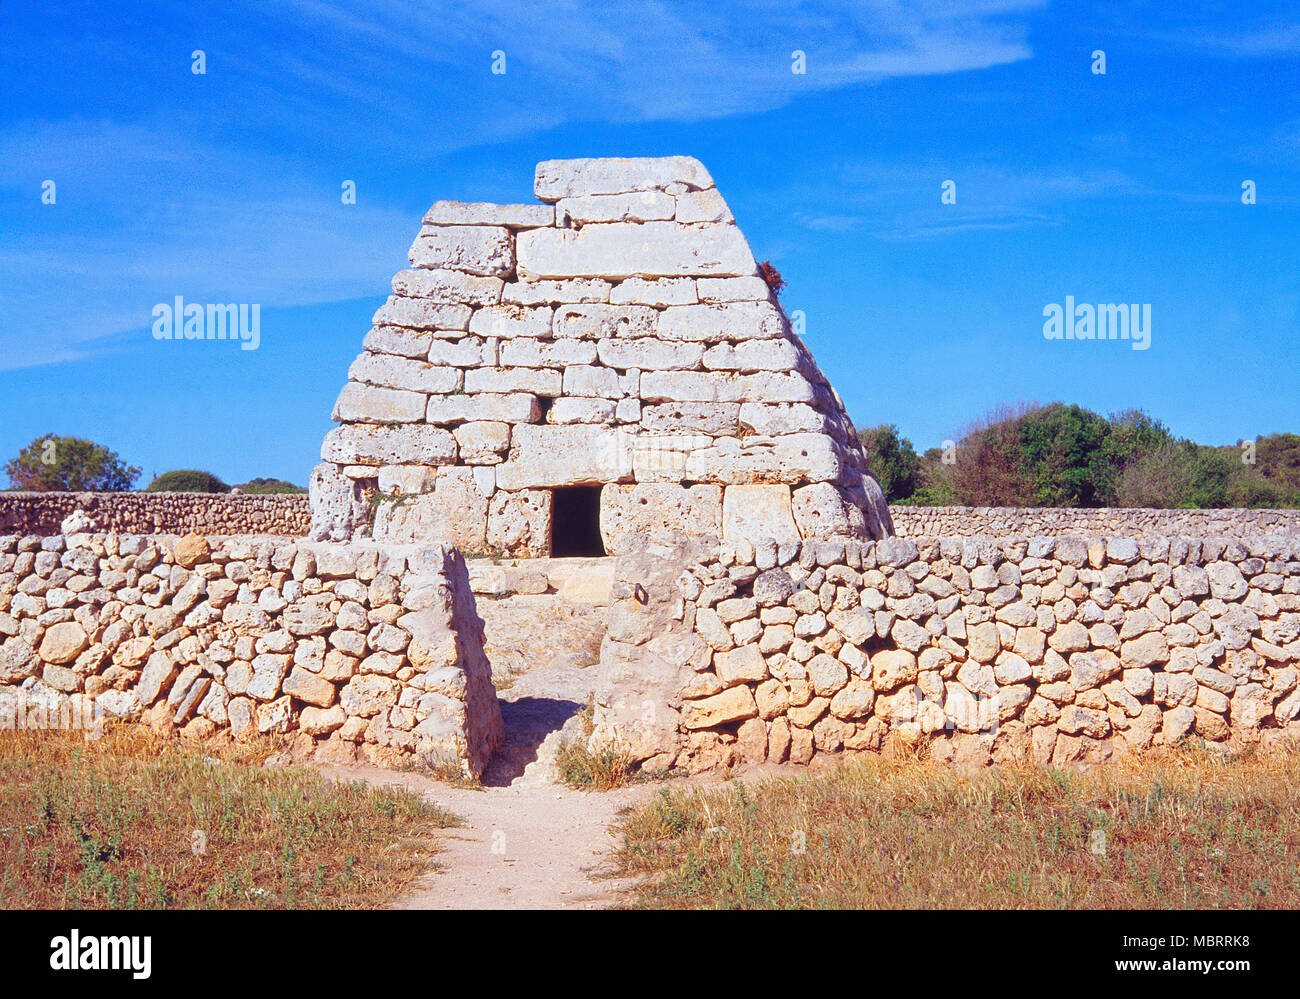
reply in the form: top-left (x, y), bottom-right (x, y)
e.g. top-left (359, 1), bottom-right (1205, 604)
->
top-left (4, 434), bottom-right (304, 493)
top-left (860, 403), bottom-right (1300, 509)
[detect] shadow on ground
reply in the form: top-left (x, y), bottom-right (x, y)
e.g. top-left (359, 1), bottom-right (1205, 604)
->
top-left (481, 695), bottom-right (586, 787)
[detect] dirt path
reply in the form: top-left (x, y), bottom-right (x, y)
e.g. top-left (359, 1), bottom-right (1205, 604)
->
top-left (318, 758), bottom-right (665, 910)
top-left (317, 647), bottom-right (668, 909)
top-left (315, 580), bottom-right (757, 909)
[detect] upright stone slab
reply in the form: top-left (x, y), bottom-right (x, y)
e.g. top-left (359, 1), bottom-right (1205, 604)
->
top-left (311, 156), bottom-right (895, 554)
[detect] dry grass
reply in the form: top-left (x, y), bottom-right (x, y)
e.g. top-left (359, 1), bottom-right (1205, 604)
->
top-left (555, 695), bottom-right (638, 791)
top-left (615, 742), bottom-right (1300, 909)
top-left (0, 729), bottom-right (459, 909)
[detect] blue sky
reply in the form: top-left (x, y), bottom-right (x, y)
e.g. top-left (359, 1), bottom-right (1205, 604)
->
top-left (1, 0), bottom-right (1296, 486)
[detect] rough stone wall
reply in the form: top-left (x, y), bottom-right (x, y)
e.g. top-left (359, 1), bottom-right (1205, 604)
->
top-left (0, 532), bottom-right (503, 778)
top-left (0, 492), bottom-right (309, 537)
top-left (892, 506), bottom-right (1300, 539)
top-left (311, 155), bottom-right (893, 550)
top-left (593, 531), bottom-right (1300, 772)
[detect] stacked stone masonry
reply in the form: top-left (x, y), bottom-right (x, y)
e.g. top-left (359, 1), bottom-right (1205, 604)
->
top-left (0, 492), bottom-right (309, 537)
top-left (893, 506), bottom-right (1300, 539)
top-left (590, 530), bottom-right (1300, 773)
top-left (309, 156), bottom-right (893, 552)
top-left (0, 531), bottom-right (503, 778)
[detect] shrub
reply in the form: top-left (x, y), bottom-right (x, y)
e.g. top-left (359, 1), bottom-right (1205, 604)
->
top-left (233, 477), bottom-right (307, 495)
top-left (757, 260), bottom-right (785, 296)
top-left (145, 469), bottom-right (230, 493)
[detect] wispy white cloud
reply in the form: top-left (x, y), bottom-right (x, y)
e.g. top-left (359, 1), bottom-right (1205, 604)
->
top-left (778, 160), bottom-right (1143, 240)
top-left (0, 120), bottom-right (415, 370)
top-left (1174, 22), bottom-right (1300, 58)
top-left (244, 0), bottom-right (1043, 142)
top-left (1, 1), bottom-right (1046, 370)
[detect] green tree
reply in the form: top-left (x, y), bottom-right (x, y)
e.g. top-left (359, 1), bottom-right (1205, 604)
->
top-left (5, 434), bottom-right (140, 491)
top-left (1098, 410), bottom-right (1176, 504)
top-left (1015, 403), bottom-right (1113, 506)
top-left (1253, 433), bottom-right (1300, 496)
top-left (858, 424), bottom-right (920, 502)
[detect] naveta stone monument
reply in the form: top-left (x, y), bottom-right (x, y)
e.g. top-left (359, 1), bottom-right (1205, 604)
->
top-left (309, 156), bottom-right (894, 555)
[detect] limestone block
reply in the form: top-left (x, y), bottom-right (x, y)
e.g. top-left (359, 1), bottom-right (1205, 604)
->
top-left (702, 339), bottom-right (802, 372)
top-left (516, 222), bottom-right (756, 280)
top-left (494, 424), bottom-right (633, 489)
top-left (562, 365), bottom-right (621, 398)
top-left (39, 621), bottom-right (88, 664)
top-left (389, 268), bottom-right (503, 305)
top-left (347, 353), bottom-right (462, 394)
top-left (792, 482), bottom-right (867, 540)
top-left (372, 296), bottom-right (472, 330)
top-left (630, 432), bottom-right (711, 482)
top-left (696, 277), bottom-right (771, 302)
top-left (722, 485), bottom-right (799, 545)
top-left (377, 465), bottom-right (438, 493)
top-left (549, 398), bottom-right (617, 424)
top-left (675, 188), bottom-right (733, 223)
top-left (322, 424), bottom-right (456, 466)
top-left (599, 483), bottom-right (722, 548)
top-left (656, 301), bottom-right (785, 342)
top-left (556, 191), bottom-right (675, 223)
top-left (499, 338), bottom-right (597, 367)
top-left (464, 366), bottom-right (562, 396)
top-left (372, 467), bottom-right (489, 550)
top-left (452, 422), bottom-right (511, 463)
top-left (738, 402), bottom-right (835, 436)
top-left (639, 370), bottom-right (817, 404)
top-left (425, 393), bottom-right (541, 425)
top-left (467, 305), bottom-right (553, 338)
top-left (408, 225), bottom-right (513, 276)
top-left (596, 338), bottom-right (703, 370)
top-left (422, 201), bottom-right (554, 228)
top-left (501, 278), bottom-right (611, 305)
top-left (682, 684), bottom-right (757, 730)
top-left (363, 325), bottom-right (435, 359)
top-left (425, 337), bottom-right (492, 366)
top-left (683, 434), bottom-right (844, 485)
top-left (640, 401), bottom-right (741, 435)
top-left (554, 304), bottom-right (658, 339)
top-left (486, 490), bottom-right (552, 557)
top-left (308, 462), bottom-right (375, 541)
top-left (715, 645), bottom-right (767, 685)
top-left (534, 156), bottom-right (715, 201)
top-left (609, 278), bottom-right (698, 306)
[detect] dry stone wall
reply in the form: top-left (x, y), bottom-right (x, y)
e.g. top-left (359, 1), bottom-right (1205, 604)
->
top-left (310, 156), bottom-right (893, 551)
top-left (893, 506), bottom-right (1300, 539)
top-left (0, 531), bottom-right (503, 778)
top-left (592, 530), bottom-right (1300, 772)
top-left (0, 492), bottom-right (309, 537)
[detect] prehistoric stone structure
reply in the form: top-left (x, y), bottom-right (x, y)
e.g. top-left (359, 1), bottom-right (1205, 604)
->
top-left (309, 156), bottom-right (893, 555)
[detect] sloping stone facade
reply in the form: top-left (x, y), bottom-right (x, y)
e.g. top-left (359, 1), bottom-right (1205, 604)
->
top-left (310, 156), bottom-right (893, 553)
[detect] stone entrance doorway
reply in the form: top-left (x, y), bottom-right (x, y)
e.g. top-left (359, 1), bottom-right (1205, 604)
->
top-left (466, 555), bottom-right (613, 785)
top-left (552, 486), bottom-right (605, 557)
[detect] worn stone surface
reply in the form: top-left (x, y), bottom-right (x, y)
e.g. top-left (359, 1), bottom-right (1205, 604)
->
top-left (309, 156), bottom-right (905, 550)
top-left (0, 535), bottom-right (504, 780)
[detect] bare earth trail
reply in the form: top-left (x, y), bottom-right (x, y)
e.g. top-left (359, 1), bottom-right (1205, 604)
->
top-left (316, 570), bottom-right (805, 909)
top-left (317, 652), bottom-right (719, 909)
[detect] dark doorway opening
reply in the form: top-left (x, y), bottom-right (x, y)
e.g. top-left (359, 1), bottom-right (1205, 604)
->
top-left (551, 486), bottom-right (605, 557)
